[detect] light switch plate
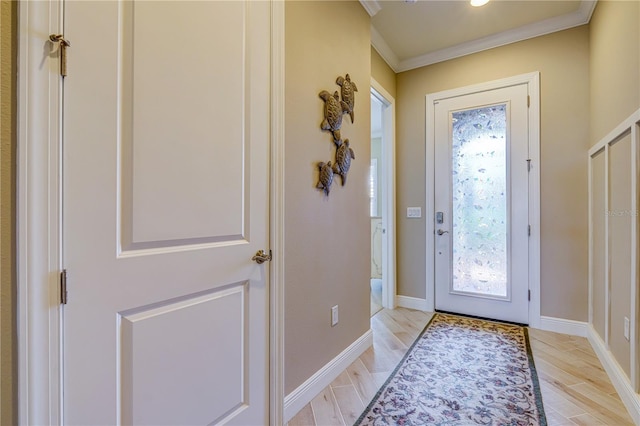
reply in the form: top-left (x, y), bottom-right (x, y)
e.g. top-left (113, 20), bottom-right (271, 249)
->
top-left (407, 207), bottom-right (422, 218)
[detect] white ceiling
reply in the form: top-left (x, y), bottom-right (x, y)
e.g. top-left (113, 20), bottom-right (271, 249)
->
top-left (362, 0), bottom-right (597, 72)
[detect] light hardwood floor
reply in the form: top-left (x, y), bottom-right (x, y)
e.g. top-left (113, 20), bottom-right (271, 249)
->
top-left (288, 308), bottom-right (634, 426)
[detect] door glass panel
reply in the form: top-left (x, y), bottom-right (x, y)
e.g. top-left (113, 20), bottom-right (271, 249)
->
top-left (451, 104), bottom-right (508, 298)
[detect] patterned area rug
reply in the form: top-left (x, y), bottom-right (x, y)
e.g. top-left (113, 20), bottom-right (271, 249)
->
top-left (355, 313), bottom-right (546, 425)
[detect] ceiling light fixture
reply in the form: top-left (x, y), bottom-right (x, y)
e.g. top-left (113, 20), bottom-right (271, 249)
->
top-left (470, 0), bottom-right (489, 7)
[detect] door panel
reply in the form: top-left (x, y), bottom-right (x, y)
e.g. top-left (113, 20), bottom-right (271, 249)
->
top-left (434, 84), bottom-right (529, 324)
top-left (63, 1), bottom-right (269, 424)
top-left (119, 284), bottom-right (247, 425)
top-left (120, 1), bottom-right (246, 247)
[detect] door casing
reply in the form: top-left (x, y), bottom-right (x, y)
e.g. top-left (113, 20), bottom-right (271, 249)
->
top-left (425, 72), bottom-right (541, 327)
top-left (371, 78), bottom-right (397, 310)
top-left (16, 1), bottom-right (285, 424)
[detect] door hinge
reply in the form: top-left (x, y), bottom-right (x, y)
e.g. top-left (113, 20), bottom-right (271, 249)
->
top-left (60, 269), bottom-right (68, 305)
top-left (527, 95), bottom-right (530, 107)
top-left (528, 289), bottom-right (531, 301)
top-left (528, 225), bottom-right (531, 236)
top-left (526, 159), bottom-right (532, 172)
top-left (49, 34), bottom-right (71, 77)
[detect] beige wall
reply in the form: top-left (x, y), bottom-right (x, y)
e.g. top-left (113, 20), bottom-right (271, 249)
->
top-left (608, 134), bottom-right (633, 377)
top-left (0, 1), bottom-right (17, 424)
top-left (371, 47), bottom-right (396, 99)
top-left (588, 0), bottom-right (640, 383)
top-left (396, 26), bottom-right (591, 321)
top-left (284, 1), bottom-right (371, 394)
top-left (589, 0), bottom-right (640, 146)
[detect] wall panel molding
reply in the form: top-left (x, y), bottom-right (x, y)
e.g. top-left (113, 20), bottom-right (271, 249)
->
top-left (588, 108), bottom-right (640, 412)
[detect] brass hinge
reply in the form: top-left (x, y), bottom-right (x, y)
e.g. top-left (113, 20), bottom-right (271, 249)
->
top-left (527, 95), bottom-right (530, 107)
top-left (49, 34), bottom-right (71, 77)
top-left (60, 269), bottom-right (68, 305)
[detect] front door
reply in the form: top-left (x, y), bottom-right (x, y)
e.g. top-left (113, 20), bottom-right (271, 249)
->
top-left (434, 84), bottom-right (529, 324)
top-left (63, 1), bottom-right (270, 424)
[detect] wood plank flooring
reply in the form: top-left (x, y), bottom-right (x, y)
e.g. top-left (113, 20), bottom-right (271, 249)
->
top-left (288, 308), bottom-right (634, 426)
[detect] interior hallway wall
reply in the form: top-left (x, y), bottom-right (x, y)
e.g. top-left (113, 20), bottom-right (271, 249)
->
top-left (588, 0), bottom-right (640, 383)
top-left (371, 46), bottom-right (396, 99)
top-left (589, 0), bottom-right (640, 145)
top-left (395, 26), bottom-right (591, 321)
top-left (0, 1), bottom-right (17, 424)
top-left (284, 1), bottom-right (371, 394)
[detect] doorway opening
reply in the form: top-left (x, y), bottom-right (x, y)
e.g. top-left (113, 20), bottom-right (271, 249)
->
top-left (370, 80), bottom-right (396, 316)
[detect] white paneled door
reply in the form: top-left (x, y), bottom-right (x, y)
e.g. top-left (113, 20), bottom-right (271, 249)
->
top-left (434, 84), bottom-right (530, 324)
top-left (63, 1), bottom-right (270, 424)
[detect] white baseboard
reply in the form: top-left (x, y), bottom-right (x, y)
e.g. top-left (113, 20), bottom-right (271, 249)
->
top-left (283, 329), bottom-right (373, 422)
top-left (395, 295), bottom-right (429, 311)
top-left (537, 316), bottom-right (588, 337)
top-left (587, 325), bottom-right (640, 425)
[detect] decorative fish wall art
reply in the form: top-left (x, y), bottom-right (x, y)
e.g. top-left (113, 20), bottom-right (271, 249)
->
top-left (316, 74), bottom-right (357, 196)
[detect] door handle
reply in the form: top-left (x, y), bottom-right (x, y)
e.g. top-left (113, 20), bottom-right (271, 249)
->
top-left (252, 249), bottom-right (272, 264)
top-left (437, 229), bottom-right (449, 235)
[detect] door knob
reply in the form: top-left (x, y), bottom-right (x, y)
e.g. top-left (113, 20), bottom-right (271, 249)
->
top-left (437, 229), bottom-right (449, 235)
top-left (252, 249), bottom-right (272, 264)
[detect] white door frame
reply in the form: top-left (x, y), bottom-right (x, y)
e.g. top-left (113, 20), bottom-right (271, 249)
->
top-left (425, 72), bottom-right (541, 327)
top-left (16, 1), bottom-right (285, 424)
top-left (371, 78), bottom-right (396, 309)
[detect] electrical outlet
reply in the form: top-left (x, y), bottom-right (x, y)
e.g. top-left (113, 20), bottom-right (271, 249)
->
top-left (331, 305), bottom-right (339, 327)
top-left (624, 317), bottom-right (630, 341)
top-left (407, 207), bottom-right (422, 218)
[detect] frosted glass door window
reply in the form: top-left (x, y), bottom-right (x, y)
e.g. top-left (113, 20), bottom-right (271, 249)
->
top-left (433, 82), bottom-right (529, 324)
top-left (451, 105), bottom-right (508, 298)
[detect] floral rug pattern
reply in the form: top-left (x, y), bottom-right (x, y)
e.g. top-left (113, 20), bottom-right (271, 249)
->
top-left (355, 313), bottom-right (546, 425)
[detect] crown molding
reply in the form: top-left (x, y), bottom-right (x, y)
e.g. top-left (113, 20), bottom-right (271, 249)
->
top-left (371, 25), bottom-right (400, 72)
top-left (578, 0), bottom-right (598, 22)
top-left (359, 0), bottom-right (382, 17)
top-left (372, 0), bottom-right (597, 73)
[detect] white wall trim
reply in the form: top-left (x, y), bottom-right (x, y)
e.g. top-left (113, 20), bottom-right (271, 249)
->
top-left (630, 122), bottom-right (639, 392)
top-left (588, 325), bottom-right (640, 425)
top-left (18, 1), bottom-right (64, 424)
top-left (589, 109), bottom-right (640, 156)
top-left (396, 295), bottom-right (429, 312)
top-left (269, 1), bottom-right (286, 424)
top-left (371, 26), bottom-right (400, 72)
top-left (424, 72), bottom-right (541, 327)
top-left (283, 330), bottom-right (373, 422)
top-left (588, 108), bottom-right (640, 395)
top-left (372, 1), bottom-right (597, 73)
top-left (536, 316), bottom-right (588, 338)
top-left (358, 0), bottom-right (381, 17)
top-left (371, 78), bottom-right (397, 310)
